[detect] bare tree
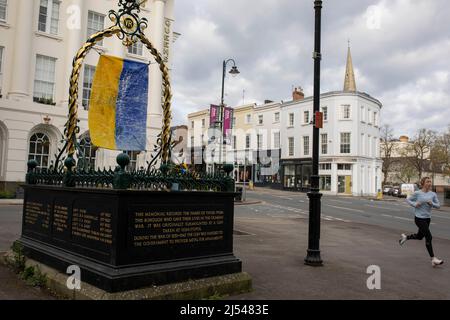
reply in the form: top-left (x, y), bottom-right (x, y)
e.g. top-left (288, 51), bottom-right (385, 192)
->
top-left (380, 125), bottom-right (398, 185)
top-left (395, 160), bottom-right (416, 183)
top-left (432, 126), bottom-right (450, 177)
top-left (403, 129), bottom-right (436, 180)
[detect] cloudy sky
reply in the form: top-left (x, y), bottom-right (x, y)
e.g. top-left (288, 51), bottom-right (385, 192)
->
top-left (170, 0), bottom-right (450, 138)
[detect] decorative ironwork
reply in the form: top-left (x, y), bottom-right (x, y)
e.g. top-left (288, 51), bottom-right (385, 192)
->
top-left (109, 0), bottom-right (148, 47)
top-left (26, 156), bottom-right (235, 192)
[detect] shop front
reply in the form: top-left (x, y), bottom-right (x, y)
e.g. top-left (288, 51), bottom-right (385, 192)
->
top-left (281, 159), bottom-right (312, 192)
top-left (254, 149), bottom-right (281, 186)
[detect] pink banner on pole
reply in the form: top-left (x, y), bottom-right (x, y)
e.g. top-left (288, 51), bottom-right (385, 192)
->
top-left (210, 104), bottom-right (219, 124)
top-left (223, 107), bottom-right (233, 145)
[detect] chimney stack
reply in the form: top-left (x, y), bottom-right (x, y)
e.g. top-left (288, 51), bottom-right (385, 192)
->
top-left (293, 87), bottom-right (304, 101)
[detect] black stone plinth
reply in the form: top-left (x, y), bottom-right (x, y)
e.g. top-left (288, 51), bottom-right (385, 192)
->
top-left (20, 185), bottom-right (242, 293)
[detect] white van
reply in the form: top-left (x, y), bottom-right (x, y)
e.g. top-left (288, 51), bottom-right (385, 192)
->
top-left (401, 184), bottom-right (419, 198)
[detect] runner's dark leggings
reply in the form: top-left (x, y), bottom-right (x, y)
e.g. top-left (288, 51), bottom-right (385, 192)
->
top-left (407, 217), bottom-right (434, 257)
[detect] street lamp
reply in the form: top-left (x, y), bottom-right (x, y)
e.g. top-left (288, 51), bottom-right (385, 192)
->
top-left (216, 59), bottom-right (240, 173)
top-left (304, 0), bottom-right (323, 266)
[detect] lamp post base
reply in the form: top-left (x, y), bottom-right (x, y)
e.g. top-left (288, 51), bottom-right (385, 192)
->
top-left (304, 249), bottom-right (323, 266)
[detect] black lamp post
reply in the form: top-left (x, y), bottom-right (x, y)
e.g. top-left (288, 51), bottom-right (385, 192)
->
top-left (216, 59), bottom-right (240, 173)
top-left (304, 0), bottom-right (323, 266)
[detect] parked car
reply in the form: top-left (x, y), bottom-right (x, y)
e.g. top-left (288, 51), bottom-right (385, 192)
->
top-left (383, 185), bottom-right (393, 195)
top-left (392, 186), bottom-right (401, 197)
top-left (400, 183), bottom-right (419, 198)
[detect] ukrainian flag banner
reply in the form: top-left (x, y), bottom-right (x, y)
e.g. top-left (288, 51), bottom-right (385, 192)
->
top-left (88, 55), bottom-right (149, 151)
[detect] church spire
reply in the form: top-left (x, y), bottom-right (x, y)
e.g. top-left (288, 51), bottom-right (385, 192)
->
top-left (343, 41), bottom-right (356, 92)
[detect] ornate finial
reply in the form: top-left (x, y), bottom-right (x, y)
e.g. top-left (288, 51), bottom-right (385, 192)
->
top-left (109, 0), bottom-right (148, 47)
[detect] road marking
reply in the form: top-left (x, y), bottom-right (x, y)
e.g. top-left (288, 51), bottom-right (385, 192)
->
top-left (365, 204), bottom-right (401, 211)
top-left (326, 205), bottom-right (365, 213)
top-left (432, 214), bottom-right (450, 220)
top-left (328, 199), bottom-right (353, 204)
top-left (277, 196), bottom-right (294, 200)
top-left (381, 214), bottom-right (411, 221)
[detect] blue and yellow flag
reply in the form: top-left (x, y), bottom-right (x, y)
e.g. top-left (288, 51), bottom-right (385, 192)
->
top-left (88, 55), bottom-right (148, 151)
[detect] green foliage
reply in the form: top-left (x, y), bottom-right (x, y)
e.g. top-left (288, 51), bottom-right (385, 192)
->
top-left (20, 265), bottom-right (47, 287)
top-left (9, 241), bottom-right (47, 287)
top-left (0, 191), bottom-right (15, 199)
top-left (205, 291), bottom-right (226, 300)
top-left (9, 241), bottom-right (26, 273)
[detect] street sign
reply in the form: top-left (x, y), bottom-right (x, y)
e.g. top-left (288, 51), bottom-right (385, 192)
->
top-left (315, 111), bottom-right (323, 128)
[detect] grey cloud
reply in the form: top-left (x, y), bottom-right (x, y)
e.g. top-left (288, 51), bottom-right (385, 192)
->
top-left (170, 0), bottom-right (450, 137)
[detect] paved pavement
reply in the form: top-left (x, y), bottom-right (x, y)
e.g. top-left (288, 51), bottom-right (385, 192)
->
top-left (1, 189), bottom-right (450, 299)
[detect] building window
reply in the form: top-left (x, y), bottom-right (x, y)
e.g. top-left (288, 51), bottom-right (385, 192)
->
top-left (246, 114), bottom-right (252, 124)
top-left (373, 112), bottom-right (378, 126)
top-left (361, 106), bottom-right (365, 122)
top-left (368, 135), bottom-right (372, 156)
top-left (190, 136), bottom-right (194, 147)
top-left (0, 46), bottom-right (4, 90)
top-left (368, 109), bottom-right (372, 124)
top-left (373, 137), bottom-right (377, 157)
top-left (319, 163), bottom-right (331, 170)
top-left (79, 136), bottom-right (97, 169)
top-left (340, 132), bottom-right (351, 154)
top-left (124, 151), bottom-right (139, 171)
top-left (202, 119), bottom-right (205, 128)
top-left (232, 117), bottom-right (236, 128)
top-left (321, 106), bottom-right (328, 121)
top-left (257, 134), bottom-right (263, 150)
top-left (342, 105), bottom-right (351, 119)
top-left (321, 133), bottom-right (328, 154)
top-left (191, 121), bottom-right (194, 129)
top-left (128, 41), bottom-right (143, 56)
top-left (304, 111), bottom-right (310, 124)
top-left (87, 11), bottom-right (105, 46)
top-left (274, 132), bottom-right (280, 149)
top-left (232, 135), bottom-right (237, 149)
top-left (0, 0), bottom-right (7, 21)
top-left (288, 137), bottom-right (294, 156)
top-left (200, 134), bottom-right (204, 146)
top-left (33, 55), bottom-right (56, 103)
top-left (82, 65), bottom-right (95, 110)
top-left (303, 136), bottom-right (310, 156)
top-left (38, 0), bottom-right (60, 35)
top-left (274, 112), bottom-right (280, 123)
top-left (338, 164), bottom-right (352, 171)
top-left (258, 115), bottom-right (263, 125)
top-left (245, 134), bottom-right (251, 149)
top-left (28, 133), bottom-right (50, 169)
top-left (320, 176), bottom-right (331, 191)
top-left (288, 113), bottom-right (294, 127)
top-left (361, 133), bottom-right (365, 155)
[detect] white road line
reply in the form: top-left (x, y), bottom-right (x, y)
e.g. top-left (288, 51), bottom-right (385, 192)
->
top-left (381, 214), bottom-right (412, 221)
top-left (328, 199), bottom-right (353, 204)
top-left (365, 204), bottom-right (401, 211)
top-left (432, 214), bottom-right (450, 220)
top-left (326, 205), bottom-right (365, 213)
top-left (277, 196), bottom-right (294, 200)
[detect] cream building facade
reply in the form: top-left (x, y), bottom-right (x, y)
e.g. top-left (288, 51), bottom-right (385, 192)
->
top-left (0, 0), bottom-right (176, 191)
top-left (186, 46), bottom-right (383, 196)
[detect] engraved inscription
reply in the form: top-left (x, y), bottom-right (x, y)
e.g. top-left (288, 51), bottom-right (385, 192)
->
top-left (24, 201), bottom-right (50, 230)
top-left (53, 205), bottom-right (69, 233)
top-left (72, 208), bottom-right (113, 245)
top-left (132, 210), bottom-right (225, 247)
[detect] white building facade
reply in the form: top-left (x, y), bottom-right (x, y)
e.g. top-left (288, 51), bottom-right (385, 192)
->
top-left (280, 91), bottom-right (383, 196)
top-left (0, 0), bottom-right (176, 191)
